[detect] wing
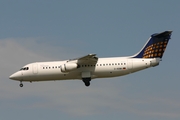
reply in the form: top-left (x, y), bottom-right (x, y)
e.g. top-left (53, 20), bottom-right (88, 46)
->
top-left (69, 54), bottom-right (98, 64)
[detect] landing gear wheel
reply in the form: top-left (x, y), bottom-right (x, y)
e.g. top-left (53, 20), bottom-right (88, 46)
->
top-left (82, 78), bottom-right (91, 87)
top-left (84, 81), bottom-right (90, 87)
top-left (19, 82), bottom-right (23, 87)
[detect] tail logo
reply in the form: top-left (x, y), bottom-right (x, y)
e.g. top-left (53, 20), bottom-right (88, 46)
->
top-left (143, 40), bottom-right (168, 58)
top-left (133, 31), bottom-right (172, 59)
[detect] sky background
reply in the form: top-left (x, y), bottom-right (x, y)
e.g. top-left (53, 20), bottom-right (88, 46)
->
top-left (0, 0), bottom-right (180, 120)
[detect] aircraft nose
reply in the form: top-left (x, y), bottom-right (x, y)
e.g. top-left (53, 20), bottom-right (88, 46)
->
top-left (9, 72), bottom-right (22, 80)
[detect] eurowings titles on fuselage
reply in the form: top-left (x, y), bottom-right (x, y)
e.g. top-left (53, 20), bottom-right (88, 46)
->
top-left (9, 31), bottom-right (172, 87)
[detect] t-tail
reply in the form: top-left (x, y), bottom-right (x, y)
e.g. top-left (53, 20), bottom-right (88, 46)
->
top-left (132, 31), bottom-right (172, 59)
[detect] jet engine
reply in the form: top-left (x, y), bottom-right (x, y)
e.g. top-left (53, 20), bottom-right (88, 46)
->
top-left (61, 63), bottom-right (78, 72)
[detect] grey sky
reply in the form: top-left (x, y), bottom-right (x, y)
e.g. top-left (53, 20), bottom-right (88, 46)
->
top-left (0, 0), bottom-right (180, 120)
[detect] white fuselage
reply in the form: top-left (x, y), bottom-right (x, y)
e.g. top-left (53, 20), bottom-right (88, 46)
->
top-left (11, 57), bottom-right (160, 82)
top-left (9, 30), bottom-right (172, 87)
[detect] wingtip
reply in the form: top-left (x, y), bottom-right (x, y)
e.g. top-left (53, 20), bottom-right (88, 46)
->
top-left (166, 30), bottom-right (173, 33)
top-left (88, 53), bottom-right (96, 56)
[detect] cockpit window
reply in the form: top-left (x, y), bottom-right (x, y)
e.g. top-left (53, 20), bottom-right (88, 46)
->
top-left (20, 67), bottom-right (29, 71)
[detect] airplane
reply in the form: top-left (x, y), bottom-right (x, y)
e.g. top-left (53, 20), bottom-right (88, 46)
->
top-left (9, 31), bottom-right (172, 87)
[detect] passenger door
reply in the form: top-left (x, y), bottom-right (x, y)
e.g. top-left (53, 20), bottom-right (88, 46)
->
top-left (32, 63), bottom-right (38, 74)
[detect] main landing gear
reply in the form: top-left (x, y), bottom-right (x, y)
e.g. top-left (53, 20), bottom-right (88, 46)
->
top-left (82, 78), bottom-right (91, 87)
top-left (19, 81), bottom-right (23, 87)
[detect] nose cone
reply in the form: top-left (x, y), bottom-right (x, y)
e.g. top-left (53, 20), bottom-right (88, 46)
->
top-left (9, 72), bottom-right (22, 80)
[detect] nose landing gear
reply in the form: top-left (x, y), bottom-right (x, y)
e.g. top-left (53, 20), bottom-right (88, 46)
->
top-left (19, 81), bottom-right (23, 87)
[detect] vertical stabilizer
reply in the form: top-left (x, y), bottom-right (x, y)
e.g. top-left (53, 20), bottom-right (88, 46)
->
top-left (132, 31), bottom-right (172, 58)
